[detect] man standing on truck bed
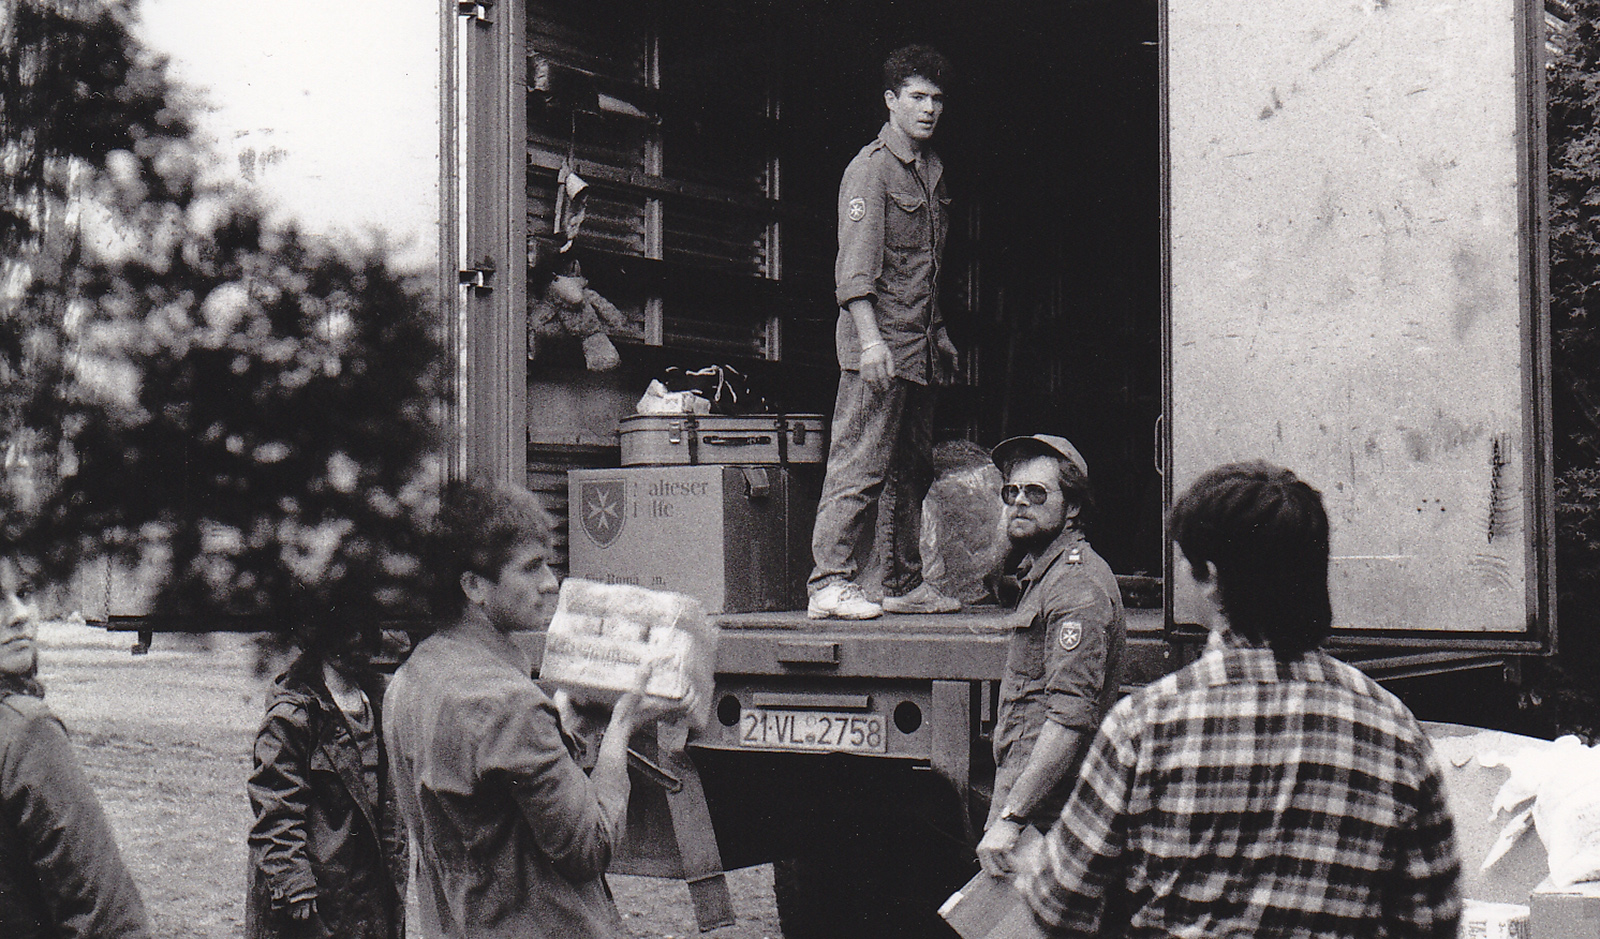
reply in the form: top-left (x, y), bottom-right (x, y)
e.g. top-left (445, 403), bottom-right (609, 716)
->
top-left (1022, 462), bottom-right (1461, 938)
top-left (807, 44), bottom-right (963, 621)
top-left (977, 435), bottom-right (1125, 878)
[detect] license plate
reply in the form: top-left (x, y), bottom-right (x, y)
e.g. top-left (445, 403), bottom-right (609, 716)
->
top-left (737, 709), bottom-right (887, 754)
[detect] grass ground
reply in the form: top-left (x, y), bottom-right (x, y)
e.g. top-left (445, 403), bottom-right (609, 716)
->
top-left (36, 621), bottom-right (782, 939)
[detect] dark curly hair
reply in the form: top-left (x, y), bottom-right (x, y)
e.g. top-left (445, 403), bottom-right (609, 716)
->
top-left (1169, 461), bottom-right (1332, 660)
top-left (431, 477), bottom-right (553, 619)
top-left (882, 44), bottom-right (951, 95)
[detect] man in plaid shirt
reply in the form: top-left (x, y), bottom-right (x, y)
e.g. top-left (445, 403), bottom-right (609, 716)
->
top-left (1021, 462), bottom-right (1461, 938)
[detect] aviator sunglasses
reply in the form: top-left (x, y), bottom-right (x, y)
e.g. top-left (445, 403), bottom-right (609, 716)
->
top-left (1001, 483), bottom-right (1054, 506)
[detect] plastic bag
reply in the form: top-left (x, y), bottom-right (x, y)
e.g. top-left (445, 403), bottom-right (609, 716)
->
top-left (658, 365), bottom-right (770, 415)
top-left (1483, 735), bottom-right (1600, 887)
top-left (636, 379), bottom-right (711, 415)
top-left (921, 441), bottom-right (1010, 604)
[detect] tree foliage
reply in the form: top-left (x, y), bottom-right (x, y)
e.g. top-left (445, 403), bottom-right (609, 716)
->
top-left (2, 0), bottom-right (444, 642)
top-left (1545, 0), bottom-right (1600, 736)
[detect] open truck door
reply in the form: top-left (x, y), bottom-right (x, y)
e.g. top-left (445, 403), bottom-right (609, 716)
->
top-left (442, 0), bottom-right (1554, 660)
top-left (438, 0), bottom-right (1555, 934)
top-left (1164, 0), bottom-right (1555, 668)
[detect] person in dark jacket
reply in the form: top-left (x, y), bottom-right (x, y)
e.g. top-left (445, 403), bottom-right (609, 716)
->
top-left (0, 555), bottom-right (154, 939)
top-left (247, 629), bottom-right (406, 939)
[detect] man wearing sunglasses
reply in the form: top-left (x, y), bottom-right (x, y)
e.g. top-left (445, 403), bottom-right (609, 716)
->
top-left (977, 434), bottom-right (1126, 878)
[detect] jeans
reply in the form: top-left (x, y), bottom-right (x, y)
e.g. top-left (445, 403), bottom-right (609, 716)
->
top-left (809, 372), bottom-right (934, 598)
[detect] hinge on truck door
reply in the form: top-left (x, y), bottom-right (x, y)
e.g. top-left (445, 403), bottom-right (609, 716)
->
top-left (459, 257), bottom-right (495, 293)
top-left (457, 0), bottom-right (492, 24)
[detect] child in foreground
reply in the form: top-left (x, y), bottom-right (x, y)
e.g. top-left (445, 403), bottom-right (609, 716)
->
top-left (246, 627), bottom-right (407, 939)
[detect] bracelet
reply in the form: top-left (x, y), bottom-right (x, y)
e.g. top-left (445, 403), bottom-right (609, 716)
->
top-left (862, 340), bottom-right (886, 351)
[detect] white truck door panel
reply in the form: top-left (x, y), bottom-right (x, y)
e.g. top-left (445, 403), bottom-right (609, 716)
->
top-left (1166, 0), bottom-right (1550, 640)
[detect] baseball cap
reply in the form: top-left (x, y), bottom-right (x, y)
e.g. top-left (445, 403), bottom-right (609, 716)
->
top-left (991, 434), bottom-right (1088, 478)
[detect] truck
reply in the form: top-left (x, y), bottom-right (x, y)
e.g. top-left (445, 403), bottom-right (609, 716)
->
top-left (128, 0), bottom-right (1557, 935)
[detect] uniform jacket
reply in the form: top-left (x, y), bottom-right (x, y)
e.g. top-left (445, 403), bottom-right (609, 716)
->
top-left (993, 528), bottom-right (1127, 825)
top-left (383, 620), bottom-right (628, 939)
top-left (834, 120), bottom-right (950, 385)
top-left (247, 657), bottom-right (406, 939)
top-left (0, 681), bottom-right (153, 939)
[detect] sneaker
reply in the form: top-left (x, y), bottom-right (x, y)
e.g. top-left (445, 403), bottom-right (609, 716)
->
top-left (882, 583), bottom-right (962, 614)
top-left (807, 582), bottom-right (883, 620)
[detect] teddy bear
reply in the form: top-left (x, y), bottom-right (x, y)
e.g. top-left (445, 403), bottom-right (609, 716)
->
top-left (527, 259), bottom-right (632, 371)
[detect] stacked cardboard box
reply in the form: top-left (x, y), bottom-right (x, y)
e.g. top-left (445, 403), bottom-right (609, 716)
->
top-left (539, 578), bottom-right (717, 729)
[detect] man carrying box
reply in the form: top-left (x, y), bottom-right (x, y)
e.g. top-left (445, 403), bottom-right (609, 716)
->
top-left (977, 434), bottom-right (1125, 879)
top-left (384, 479), bottom-right (691, 939)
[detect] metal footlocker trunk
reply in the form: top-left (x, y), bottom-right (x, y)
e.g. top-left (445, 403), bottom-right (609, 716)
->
top-left (568, 465), bottom-right (820, 613)
top-left (618, 414), bottom-right (826, 466)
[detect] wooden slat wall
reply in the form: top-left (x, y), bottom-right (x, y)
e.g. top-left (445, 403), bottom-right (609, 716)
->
top-left (526, 0), bottom-right (649, 259)
top-left (522, 0), bottom-right (837, 554)
top-left (527, 444), bottom-right (619, 576)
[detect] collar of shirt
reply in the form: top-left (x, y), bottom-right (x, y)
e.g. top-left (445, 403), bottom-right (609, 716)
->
top-left (442, 614), bottom-right (534, 677)
top-left (876, 121), bottom-right (943, 194)
top-left (1018, 527), bottom-right (1086, 588)
top-left (1201, 627), bottom-right (1334, 688)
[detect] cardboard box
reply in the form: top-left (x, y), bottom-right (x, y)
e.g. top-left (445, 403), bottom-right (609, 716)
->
top-left (1423, 724), bottom-right (1552, 906)
top-left (1462, 899), bottom-right (1529, 939)
top-left (568, 465), bottom-right (818, 613)
top-left (539, 579), bottom-right (716, 729)
top-left (1531, 879), bottom-right (1600, 939)
top-left (938, 827), bottom-right (1047, 939)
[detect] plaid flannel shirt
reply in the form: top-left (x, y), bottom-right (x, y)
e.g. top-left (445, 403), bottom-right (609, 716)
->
top-left (1022, 629), bottom-right (1461, 939)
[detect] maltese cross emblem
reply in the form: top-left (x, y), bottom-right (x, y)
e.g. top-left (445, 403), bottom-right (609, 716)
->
top-left (580, 479), bottom-right (626, 547)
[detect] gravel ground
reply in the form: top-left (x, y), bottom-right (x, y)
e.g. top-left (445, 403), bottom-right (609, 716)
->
top-left (35, 621), bottom-right (782, 939)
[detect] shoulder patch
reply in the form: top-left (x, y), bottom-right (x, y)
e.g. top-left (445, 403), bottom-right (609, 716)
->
top-left (848, 197), bottom-right (866, 222)
top-left (1058, 620), bottom-right (1083, 651)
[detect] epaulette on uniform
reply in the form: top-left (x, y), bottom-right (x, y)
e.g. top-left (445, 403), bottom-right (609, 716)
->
top-left (0, 691), bottom-right (51, 721)
top-left (852, 138), bottom-right (889, 167)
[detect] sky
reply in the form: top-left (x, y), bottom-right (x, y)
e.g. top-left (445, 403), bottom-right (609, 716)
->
top-left (132, 0), bottom-right (441, 270)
